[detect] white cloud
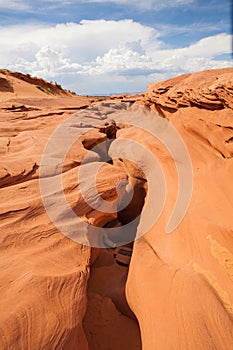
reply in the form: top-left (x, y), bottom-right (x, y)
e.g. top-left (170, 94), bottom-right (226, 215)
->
top-left (0, 20), bottom-right (158, 65)
top-left (0, 20), bottom-right (231, 94)
top-left (13, 47), bottom-right (84, 77)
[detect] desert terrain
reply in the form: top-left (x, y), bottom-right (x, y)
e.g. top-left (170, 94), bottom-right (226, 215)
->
top-left (0, 68), bottom-right (233, 349)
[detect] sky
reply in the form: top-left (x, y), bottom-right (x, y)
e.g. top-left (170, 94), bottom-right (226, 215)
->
top-left (0, 0), bottom-right (232, 95)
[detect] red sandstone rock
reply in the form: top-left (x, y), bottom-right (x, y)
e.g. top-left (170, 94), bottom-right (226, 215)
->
top-left (143, 68), bottom-right (233, 112)
top-left (127, 68), bottom-right (233, 349)
top-left (0, 68), bottom-right (233, 350)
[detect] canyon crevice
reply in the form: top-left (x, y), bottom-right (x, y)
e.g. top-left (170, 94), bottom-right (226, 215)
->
top-left (0, 68), bottom-right (233, 349)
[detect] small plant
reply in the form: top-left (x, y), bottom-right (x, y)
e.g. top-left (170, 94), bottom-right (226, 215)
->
top-left (36, 85), bottom-right (45, 92)
top-left (54, 81), bottom-right (62, 89)
top-left (36, 85), bottom-right (54, 95)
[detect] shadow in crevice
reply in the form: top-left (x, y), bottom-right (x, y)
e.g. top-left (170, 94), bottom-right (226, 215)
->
top-left (83, 180), bottom-right (146, 350)
top-left (79, 118), bottom-right (147, 349)
top-left (83, 243), bottom-right (142, 350)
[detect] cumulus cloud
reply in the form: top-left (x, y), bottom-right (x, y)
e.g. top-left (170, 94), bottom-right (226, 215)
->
top-left (0, 20), bottom-right (231, 94)
top-left (13, 47), bottom-right (84, 77)
top-left (0, 20), bottom-right (158, 64)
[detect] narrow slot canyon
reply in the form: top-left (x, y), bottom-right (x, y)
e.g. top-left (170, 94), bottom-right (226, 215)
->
top-left (83, 244), bottom-right (142, 350)
top-left (81, 122), bottom-right (147, 350)
top-left (1, 69), bottom-right (233, 350)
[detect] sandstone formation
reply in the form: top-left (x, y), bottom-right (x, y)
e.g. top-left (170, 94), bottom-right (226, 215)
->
top-left (0, 69), bottom-right (76, 100)
top-left (0, 68), bottom-right (233, 349)
top-left (0, 72), bottom-right (140, 349)
top-left (127, 68), bottom-right (233, 349)
top-left (143, 67), bottom-right (233, 112)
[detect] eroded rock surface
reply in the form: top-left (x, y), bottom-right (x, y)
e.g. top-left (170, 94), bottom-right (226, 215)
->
top-left (143, 67), bottom-right (233, 112)
top-left (0, 68), bottom-right (233, 350)
top-left (127, 68), bottom-right (233, 349)
top-left (0, 87), bottom-right (141, 349)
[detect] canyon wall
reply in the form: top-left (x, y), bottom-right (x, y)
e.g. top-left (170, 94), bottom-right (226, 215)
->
top-left (0, 68), bottom-right (233, 349)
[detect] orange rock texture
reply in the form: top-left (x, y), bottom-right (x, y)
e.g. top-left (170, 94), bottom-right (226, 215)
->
top-left (0, 68), bottom-right (233, 349)
top-left (127, 68), bottom-right (233, 349)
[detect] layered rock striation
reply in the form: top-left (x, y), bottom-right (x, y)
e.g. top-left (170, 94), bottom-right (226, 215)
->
top-left (0, 68), bottom-right (233, 349)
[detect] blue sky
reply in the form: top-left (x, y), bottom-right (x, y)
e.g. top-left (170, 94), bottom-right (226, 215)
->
top-left (0, 0), bottom-right (232, 94)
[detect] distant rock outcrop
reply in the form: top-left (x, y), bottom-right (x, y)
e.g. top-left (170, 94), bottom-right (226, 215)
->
top-left (143, 68), bottom-right (233, 111)
top-left (0, 69), bottom-right (76, 100)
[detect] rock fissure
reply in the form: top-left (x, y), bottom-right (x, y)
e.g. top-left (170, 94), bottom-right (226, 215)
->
top-left (80, 121), bottom-right (146, 350)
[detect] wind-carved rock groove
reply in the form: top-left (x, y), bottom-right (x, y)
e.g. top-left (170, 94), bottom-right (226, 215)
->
top-left (75, 104), bottom-right (147, 350)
